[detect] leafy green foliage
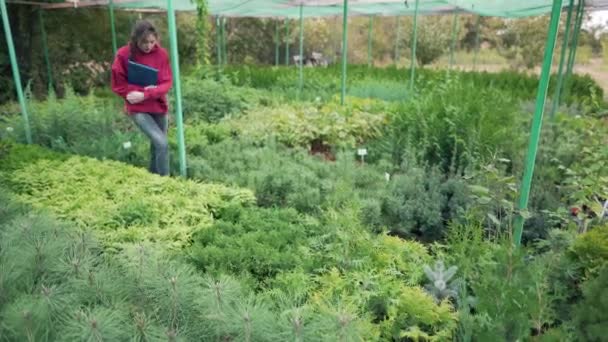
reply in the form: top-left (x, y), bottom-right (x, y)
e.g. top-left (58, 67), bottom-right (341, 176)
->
top-left (573, 266), bottom-right (608, 342)
top-left (226, 99), bottom-right (385, 149)
top-left (401, 15), bottom-right (454, 66)
top-left (374, 75), bottom-right (525, 173)
top-left (1, 145), bottom-right (255, 248)
top-left (194, 0), bottom-right (210, 66)
top-left (1, 89), bottom-right (149, 167)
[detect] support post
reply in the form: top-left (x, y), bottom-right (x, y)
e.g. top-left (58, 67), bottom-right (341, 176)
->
top-left (215, 16), bottom-right (221, 66)
top-left (221, 17), bottom-right (227, 65)
top-left (39, 8), bottom-right (53, 92)
top-left (449, 13), bottom-right (459, 69)
top-left (285, 19), bottom-right (290, 65)
top-left (167, 0), bottom-right (187, 177)
top-left (409, 0), bottom-right (420, 92)
top-left (473, 16), bottom-right (481, 70)
top-left (340, 0), bottom-right (349, 105)
top-left (563, 0), bottom-right (584, 103)
top-left (1, 0), bottom-right (31, 143)
top-left (394, 16), bottom-right (401, 65)
top-left (367, 15), bottom-right (373, 67)
top-left (513, 0), bottom-right (564, 246)
top-left (275, 19), bottom-right (280, 66)
top-left (298, 4), bottom-right (304, 99)
top-left (550, 0), bottom-right (575, 118)
top-left (109, 0), bottom-right (117, 56)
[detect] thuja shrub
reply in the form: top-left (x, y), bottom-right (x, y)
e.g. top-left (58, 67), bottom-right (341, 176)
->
top-left (0, 145), bottom-right (255, 248)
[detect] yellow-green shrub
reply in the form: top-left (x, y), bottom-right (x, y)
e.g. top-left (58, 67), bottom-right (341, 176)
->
top-left (2, 146), bottom-right (255, 248)
top-left (571, 225), bottom-right (608, 279)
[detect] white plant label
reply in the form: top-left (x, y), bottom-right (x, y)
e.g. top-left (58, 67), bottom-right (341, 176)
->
top-left (357, 148), bottom-right (368, 156)
top-left (123, 141), bottom-right (132, 149)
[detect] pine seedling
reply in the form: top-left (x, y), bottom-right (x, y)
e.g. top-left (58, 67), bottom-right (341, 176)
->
top-left (423, 261), bottom-right (459, 301)
top-left (200, 274), bottom-right (244, 341)
top-left (50, 230), bottom-right (100, 286)
top-left (314, 300), bottom-right (374, 342)
top-left (2, 294), bottom-right (50, 342)
top-left (131, 311), bottom-right (168, 342)
top-left (66, 265), bottom-right (131, 308)
top-left (123, 245), bottom-right (207, 339)
top-left (260, 286), bottom-right (318, 342)
top-left (232, 295), bottom-right (281, 342)
top-left (1, 214), bottom-right (66, 294)
top-left (58, 307), bottom-right (131, 342)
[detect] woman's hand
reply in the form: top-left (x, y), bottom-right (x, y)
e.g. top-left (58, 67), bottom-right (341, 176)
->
top-left (126, 91), bottom-right (145, 104)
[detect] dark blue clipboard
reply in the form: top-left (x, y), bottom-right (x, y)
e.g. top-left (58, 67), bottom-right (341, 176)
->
top-left (127, 60), bottom-right (158, 87)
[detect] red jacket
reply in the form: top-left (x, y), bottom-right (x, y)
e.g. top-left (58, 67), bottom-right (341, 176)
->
top-left (111, 44), bottom-right (172, 115)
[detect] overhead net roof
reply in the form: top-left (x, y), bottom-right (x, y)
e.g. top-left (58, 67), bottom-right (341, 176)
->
top-left (114, 0), bottom-right (606, 18)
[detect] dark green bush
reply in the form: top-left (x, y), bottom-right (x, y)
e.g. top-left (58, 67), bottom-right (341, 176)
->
top-left (179, 77), bottom-right (273, 123)
top-left (189, 206), bottom-right (320, 282)
top-left (372, 168), bottom-right (470, 241)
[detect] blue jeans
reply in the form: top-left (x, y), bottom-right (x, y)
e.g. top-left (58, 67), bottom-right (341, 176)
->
top-left (131, 113), bottom-right (169, 176)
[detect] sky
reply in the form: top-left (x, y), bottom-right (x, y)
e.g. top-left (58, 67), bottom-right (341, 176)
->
top-left (586, 10), bottom-right (608, 28)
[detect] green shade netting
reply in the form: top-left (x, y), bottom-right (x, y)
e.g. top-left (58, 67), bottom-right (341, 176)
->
top-left (114, 0), bottom-right (586, 18)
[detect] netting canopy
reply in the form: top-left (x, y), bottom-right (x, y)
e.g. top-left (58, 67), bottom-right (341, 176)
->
top-left (113, 0), bottom-right (608, 18)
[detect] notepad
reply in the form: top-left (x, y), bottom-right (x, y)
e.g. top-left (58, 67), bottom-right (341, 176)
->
top-left (127, 60), bottom-right (158, 87)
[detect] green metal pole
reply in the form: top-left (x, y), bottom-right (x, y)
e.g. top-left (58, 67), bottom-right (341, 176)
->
top-left (567, 0), bottom-right (584, 74)
top-left (1, 0), bottom-right (31, 143)
top-left (550, 0), bottom-right (575, 118)
top-left (109, 0), bottom-right (117, 56)
top-left (394, 16), bottom-right (401, 65)
top-left (563, 0), bottom-right (584, 102)
top-left (409, 0), bottom-right (420, 92)
top-left (215, 16), bottom-right (221, 66)
top-left (368, 16), bottom-right (373, 67)
top-left (167, 0), bottom-right (187, 177)
top-left (513, 0), bottom-right (563, 247)
top-left (298, 4), bottom-right (304, 99)
top-left (340, 0), bottom-right (349, 105)
top-left (285, 19), bottom-right (290, 65)
top-left (449, 13), bottom-right (459, 70)
top-left (221, 17), bottom-right (227, 65)
top-left (38, 8), bottom-right (53, 93)
top-left (275, 19), bottom-right (280, 66)
top-left (473, 16), bottom-right (481, 70)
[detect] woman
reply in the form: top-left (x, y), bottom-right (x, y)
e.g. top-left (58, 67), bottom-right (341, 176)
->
top-left (111, 20), bottom-right (172, 176)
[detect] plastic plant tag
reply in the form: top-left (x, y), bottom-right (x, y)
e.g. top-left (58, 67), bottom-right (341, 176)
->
top-left (123, 141), bottom-right (132, 149)
top-left (357, 148), bottom-right (368, 156)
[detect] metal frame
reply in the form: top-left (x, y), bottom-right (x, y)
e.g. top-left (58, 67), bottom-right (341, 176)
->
top-left (513, 0), bottom-right (564, 246)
